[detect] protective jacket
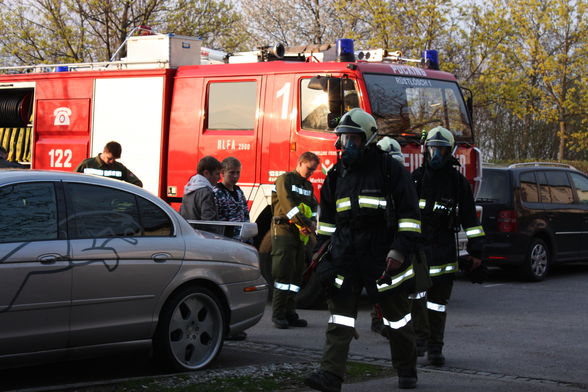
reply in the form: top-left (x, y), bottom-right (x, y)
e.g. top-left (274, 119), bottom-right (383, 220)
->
top-left (75, 155), bottom-right (143, 187)
top-left (271, 170), bottom-right (317, 237)
top-left (316, 145), bottom-right (421, 299)
top-left (412, 159), bottom-right (485, 282)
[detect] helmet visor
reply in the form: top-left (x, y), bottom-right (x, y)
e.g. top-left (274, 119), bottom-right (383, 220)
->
top-left (339, 133), bottom-right (364, 149)
top-left (427, 146), bottom-right (450, 159)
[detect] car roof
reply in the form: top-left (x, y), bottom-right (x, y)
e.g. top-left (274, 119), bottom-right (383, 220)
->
top-left (482, 163), bottom-right (579, 173)
top-left (0, 169), bottom-right (164, 204)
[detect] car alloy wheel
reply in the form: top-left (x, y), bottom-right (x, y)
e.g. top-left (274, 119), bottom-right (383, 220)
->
top-left (522, 238), bottom-right (549, 281)
top-left (155, 286), bottom-right (224, 370)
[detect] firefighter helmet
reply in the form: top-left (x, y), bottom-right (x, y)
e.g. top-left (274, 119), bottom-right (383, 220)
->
top-left (334, 108), bottom-right (377, 144)
top-left (377, 136), bottom-right (404, 164)
top-left (425, 126), bottom-right (454, 169)
top-left (425, 126), bottom-right (455, 148)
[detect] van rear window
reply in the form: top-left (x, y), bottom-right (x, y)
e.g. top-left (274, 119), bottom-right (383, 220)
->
top-left (477, 170), bottom-right (510, 204)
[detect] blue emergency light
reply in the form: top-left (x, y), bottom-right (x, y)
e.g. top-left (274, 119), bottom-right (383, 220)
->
top-left (422, 50), bottom-right (439, 70)
top-left (336, 39), bottom-right (355, 62)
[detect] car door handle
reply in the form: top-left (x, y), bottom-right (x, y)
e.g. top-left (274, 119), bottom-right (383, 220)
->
top-left (152, 252), bottom-right (172, 262)
top-left (38, 253), bottom-right (66, 264)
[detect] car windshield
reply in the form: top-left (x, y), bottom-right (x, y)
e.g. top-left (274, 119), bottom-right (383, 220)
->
top-left (476, 169), bottom-right (510, 204)
top-left (363, 73), bottom-right (472, 142)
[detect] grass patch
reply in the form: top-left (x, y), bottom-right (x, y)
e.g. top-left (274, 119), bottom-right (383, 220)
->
top-left (67, 361), bottom-right (391, 392)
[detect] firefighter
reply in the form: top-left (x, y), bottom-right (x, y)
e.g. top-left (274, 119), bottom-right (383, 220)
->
top-left (377, 136), bottom-right (405, 165)
top-left (75, 141), bottom-right (143, 187)
top-left (304, 109), bottom-right (421, 391)
top-left (411, 126), bottom-right (485, 366)
top-left (270, 152), bottom-right (319, 329)
top-left (370, 136), bottom-right (407, 335)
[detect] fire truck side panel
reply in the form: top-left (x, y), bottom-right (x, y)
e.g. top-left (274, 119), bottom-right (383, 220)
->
top-left (92, 77), bottom-right (166, 195)
top-left (166, 76), bottom-right (204, 204)
top-left (33, 77), bottom-right (94, 170)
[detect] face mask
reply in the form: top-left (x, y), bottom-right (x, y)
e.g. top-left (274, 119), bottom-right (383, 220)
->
top-left (341, 138), bottom-right (363, 167)
top-left (428, 147), bottom-right (447, 170)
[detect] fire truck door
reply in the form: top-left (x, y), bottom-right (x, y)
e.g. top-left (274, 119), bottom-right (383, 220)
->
top-left (198, 76), bottom-right (263, 198)
top-left (263, 74), bottom-right (295, 185)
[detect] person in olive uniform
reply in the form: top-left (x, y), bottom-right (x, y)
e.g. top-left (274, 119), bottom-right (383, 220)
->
top-left (304, 109), bottom-right (421, 391)
top-left (411, 126), bottom-right (486, 366)
top-left (271, 152), bottom-right (319, 329)
top-left (75, 141), bottom-right (142, 187)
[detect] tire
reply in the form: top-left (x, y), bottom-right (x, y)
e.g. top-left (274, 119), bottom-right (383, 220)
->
top-left (154, 286), bottom-right (225, 371)
top-left (520, 238), bottom-right (550, 281)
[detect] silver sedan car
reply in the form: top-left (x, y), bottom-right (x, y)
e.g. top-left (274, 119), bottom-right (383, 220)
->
top-left (0, 170), bottom-right (267, 371)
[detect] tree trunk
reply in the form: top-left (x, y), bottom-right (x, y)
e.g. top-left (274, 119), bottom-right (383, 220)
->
top-left (558, 120), bottom-right (566, 161)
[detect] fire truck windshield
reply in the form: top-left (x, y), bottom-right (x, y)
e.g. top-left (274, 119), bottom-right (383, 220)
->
top-left (363, 73), bottom-right (473, 143)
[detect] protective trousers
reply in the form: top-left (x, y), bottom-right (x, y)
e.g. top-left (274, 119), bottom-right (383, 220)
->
top-left (412, 278), bottom-right (454, 350)
top-left (271, 231), bottom-right (305, 320)
top-left (320, 281), bottom-right (416, 378)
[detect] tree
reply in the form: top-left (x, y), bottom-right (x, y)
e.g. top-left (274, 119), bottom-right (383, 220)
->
top-left (502, 0), bottom-right (588, 160)
top-left (239, 0), bottom-right (349, 47)
top-left (0, 0), bottom-right (247, 65)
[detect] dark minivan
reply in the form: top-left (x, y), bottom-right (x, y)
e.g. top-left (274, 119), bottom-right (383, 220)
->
top-left (476, 163), bottom-right (588, 281)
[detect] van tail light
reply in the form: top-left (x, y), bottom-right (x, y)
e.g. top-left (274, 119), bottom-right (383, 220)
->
top-left (498, 210), bottom-right (517, 232)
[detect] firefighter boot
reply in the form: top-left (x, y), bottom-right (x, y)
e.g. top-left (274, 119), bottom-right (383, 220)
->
top-left (416, 339), bottom-right (427, 357)
top-left (304, 370), bottom-right (342, 392)
top-left (272, 317), bottom-right (289, 329)
top-left (286, 313), bottom-right (308, 327)
top-left (427, 344), bottom-right (445, 366)
top-left (397, 368), bottom-right (418, 389)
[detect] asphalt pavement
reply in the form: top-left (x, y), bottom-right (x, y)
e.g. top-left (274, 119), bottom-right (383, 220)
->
top-left (247, 265), bottom-right (588, 392)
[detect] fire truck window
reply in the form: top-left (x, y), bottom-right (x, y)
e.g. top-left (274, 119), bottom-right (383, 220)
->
top-left (208, 82), bottom-right (257, 130)
top-left (300, 78), bottom-right (358, 131)
top-left (301, 78), bottom-right (330, 130)
top-left (363, 74), bottom-right (472, 142)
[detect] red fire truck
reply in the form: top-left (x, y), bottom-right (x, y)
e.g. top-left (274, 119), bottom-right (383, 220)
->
top-left (0, 34), bottom-right (481, 252)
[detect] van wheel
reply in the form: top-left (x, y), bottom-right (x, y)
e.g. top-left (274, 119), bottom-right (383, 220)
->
top-left (520, 238), bottom-right (550, 281)
top-left (154, 286), bottom-right (224, 371)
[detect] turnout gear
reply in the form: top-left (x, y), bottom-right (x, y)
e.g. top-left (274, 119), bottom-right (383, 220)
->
top-left (271, 168), bottom-right (318, 329)
top-left (411, 130), bottom-right (485, 365)
top-left (310, 125), bottom-right (422, 389)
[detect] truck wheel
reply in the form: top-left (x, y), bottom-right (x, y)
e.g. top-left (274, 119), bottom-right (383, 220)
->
top-left (520, 238), bottom-right (550, 282)
top-left (154, 286), bottom-right (225, 371)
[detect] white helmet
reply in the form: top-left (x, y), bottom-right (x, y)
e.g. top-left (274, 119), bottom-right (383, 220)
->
top-left (377, 136), bottom-right (404, 164)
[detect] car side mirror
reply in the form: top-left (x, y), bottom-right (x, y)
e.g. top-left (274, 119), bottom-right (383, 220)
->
top-left (238, 222), bottom-right (258, 241)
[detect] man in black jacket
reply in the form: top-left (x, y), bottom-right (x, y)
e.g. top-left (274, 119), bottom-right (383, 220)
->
top-left (75, 141), bottom-right (142, 187)
top-left (305, 109), bottom-right (421, 391)
top-left (411, 127), bottom-right (485, 366)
